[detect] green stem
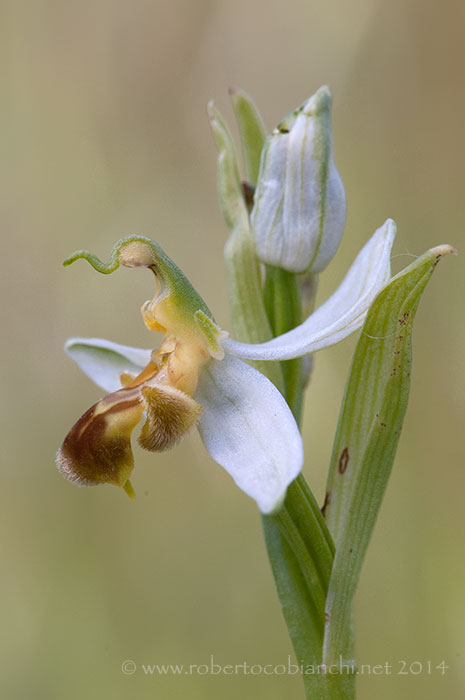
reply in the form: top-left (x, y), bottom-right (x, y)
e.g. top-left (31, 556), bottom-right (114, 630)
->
top-left (263, 266), bottom-right (304, 421)
top-left (216, 94), bottom-right (354, 698)
top-left (261, 265), bottom-right (355, 699)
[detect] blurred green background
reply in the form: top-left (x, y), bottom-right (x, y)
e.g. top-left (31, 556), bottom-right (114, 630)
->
top-left (1, 1), bottom-right (463, 698)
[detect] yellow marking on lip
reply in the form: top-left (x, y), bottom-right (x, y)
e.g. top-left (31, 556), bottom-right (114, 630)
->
top-left (120, 372), bottom-right (135, 387)
top-left (123, 479), bottom-right (136, 500)
top-left (124, 361), bottom-right (160, 389)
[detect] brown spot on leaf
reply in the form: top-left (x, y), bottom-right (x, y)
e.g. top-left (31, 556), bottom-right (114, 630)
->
top-left (338, 447), bottom-right (349, 474)
top-left (398, 311), bottom-right (410, 327)
top-left (321, 491), bottom-right (331, 517)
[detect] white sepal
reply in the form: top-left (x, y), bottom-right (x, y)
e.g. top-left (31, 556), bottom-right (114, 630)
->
top-left (195, 355), bottom-right (303, 514)
top-left (65, 338), bottom-right (150, 393)
top-left (225, 220), bottom-right (396, 361)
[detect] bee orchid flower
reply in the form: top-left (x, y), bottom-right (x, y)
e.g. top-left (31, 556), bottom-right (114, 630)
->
top-left (57, 219), bottom-right (395, 513)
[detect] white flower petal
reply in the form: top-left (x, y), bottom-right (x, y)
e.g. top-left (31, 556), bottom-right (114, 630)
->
top-left (65, 337), bottom-right (151, 393)
top-left (195, 354), bottom-right (303, 514)
top-left (225, 219), bottom-right (396, 361)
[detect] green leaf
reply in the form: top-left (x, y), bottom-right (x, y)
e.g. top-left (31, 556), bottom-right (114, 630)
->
top-left (322, 244), bottom-right (455, 666)
top-left (208, 101), bottom-right (283, 389)
top-left (229, 87), bottom-right (266, 184)
top-left (263, 476), bottom-right (335, 699)
top-left (208, 101), bottom-right (247, 231)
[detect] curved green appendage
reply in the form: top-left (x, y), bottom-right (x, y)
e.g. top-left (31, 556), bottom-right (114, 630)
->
top-left (63, 235), bottom-right (215, 327)
top-left (63, 247), bottom-right (119, 273)
top-left (63, 234), bottom-right (156, 273)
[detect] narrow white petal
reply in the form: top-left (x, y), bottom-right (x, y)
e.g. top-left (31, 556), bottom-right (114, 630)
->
top-left (65, 337), bottom-right (151, 393)
top-left (225, 219), bottom-right (396, 361)
top-left (195, 355), bottom-right (303, 514)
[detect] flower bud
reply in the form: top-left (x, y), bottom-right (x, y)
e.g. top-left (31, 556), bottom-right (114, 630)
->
top-left (251, 86), bottom-right (346, 273)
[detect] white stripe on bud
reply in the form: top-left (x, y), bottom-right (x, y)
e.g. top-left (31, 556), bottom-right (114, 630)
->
top-left (251, 86), bottom-right (346, 273)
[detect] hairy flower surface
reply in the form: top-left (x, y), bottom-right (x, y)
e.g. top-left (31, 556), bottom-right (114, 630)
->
top-left (57, 221), bottom-right (395, 512)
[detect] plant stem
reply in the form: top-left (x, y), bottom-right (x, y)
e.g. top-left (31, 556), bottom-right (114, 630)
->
top-left (262, 266), bottom-right (356, 699)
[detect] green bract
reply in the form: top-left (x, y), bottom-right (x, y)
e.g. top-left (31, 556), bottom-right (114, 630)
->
top-left (323, 244), bottom-right (455, 672)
